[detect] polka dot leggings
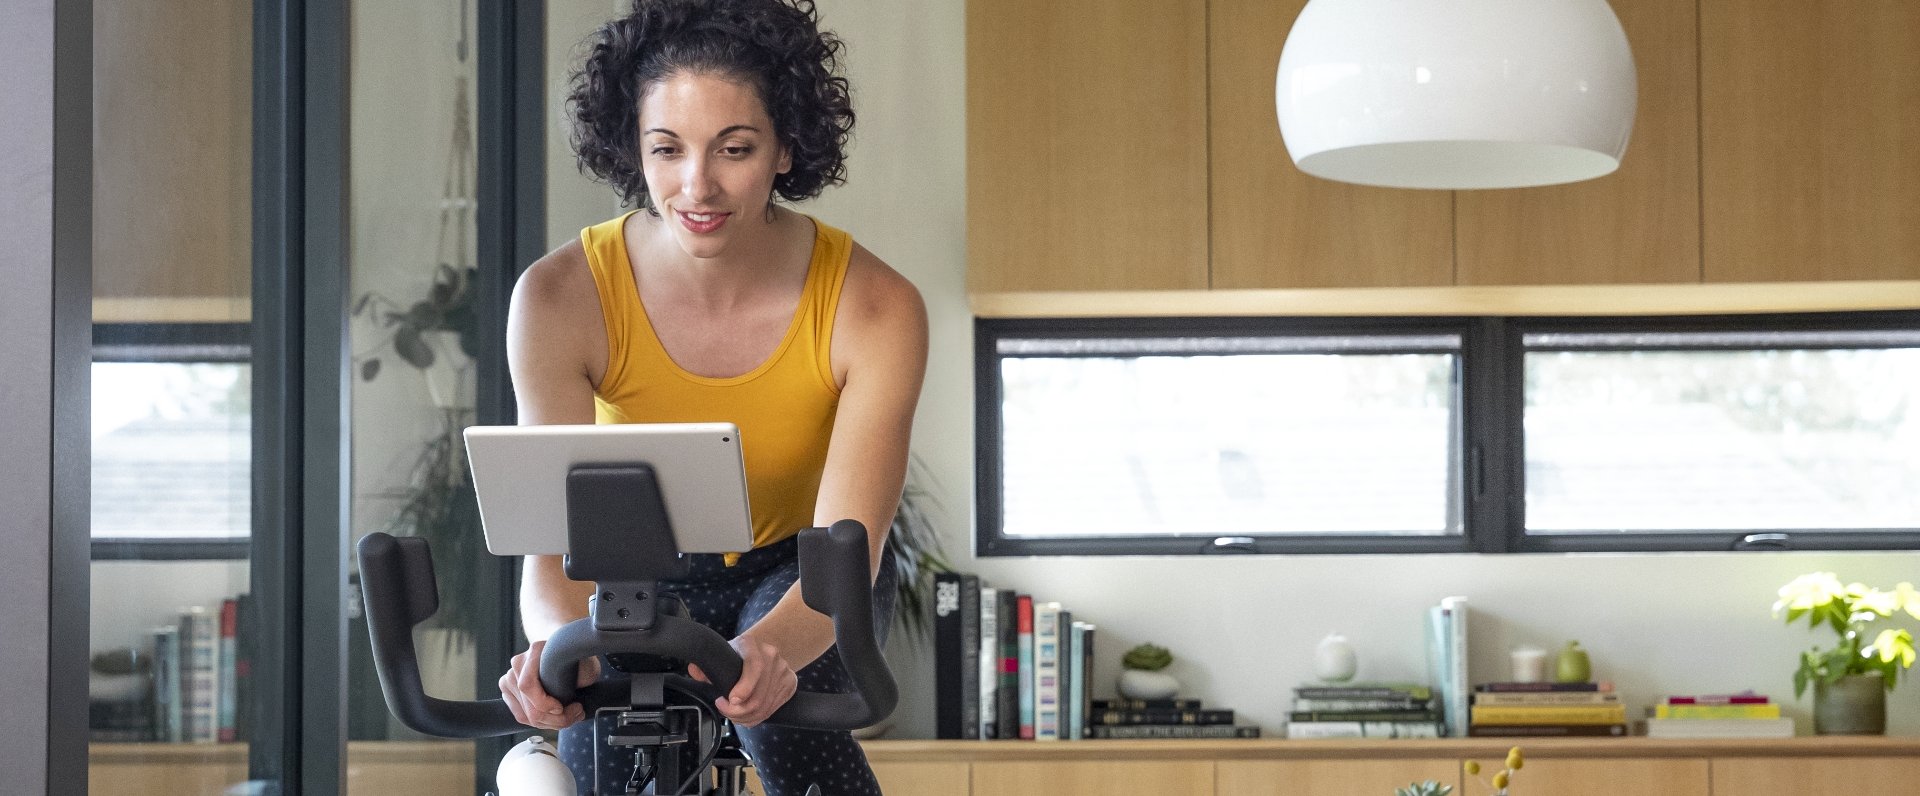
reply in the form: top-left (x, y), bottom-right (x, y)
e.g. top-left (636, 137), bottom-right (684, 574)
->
top-left (559, 534), bottom-right (897, 796)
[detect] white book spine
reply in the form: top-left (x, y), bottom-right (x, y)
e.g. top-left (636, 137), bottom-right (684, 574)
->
top-left (979, 587), bottom-right (998, 739)
top-left (1033, 602), bottom-right (1062, 740)
top-left (1440, 596), bottom-right (1470, 739)
top-left (183, 606), bottom-right (220, 743)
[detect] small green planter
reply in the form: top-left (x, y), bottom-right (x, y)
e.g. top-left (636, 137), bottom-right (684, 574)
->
top-left (1813, 672), bottom-right (1886, 735)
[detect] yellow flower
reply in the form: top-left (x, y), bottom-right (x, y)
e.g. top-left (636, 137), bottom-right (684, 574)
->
top-left (1774, 572), bottom-right (1845, 615)
top-left (1871, 629), bottom-right (1917, 668)
top-left (1464, 761), bottom-right (1480, 775)
top-left (1506, 747), bottom-right (1525, 770)
top-left (1853, 587), bottom-right (1899, 617)
top-left (1492, 771), bottom-right (1510, 790)
top-left (1895, 582), bottom-right (1920, 621)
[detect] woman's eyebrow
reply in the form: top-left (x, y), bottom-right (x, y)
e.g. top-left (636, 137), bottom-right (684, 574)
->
top-left (642, 124), bottom-right (764, 138)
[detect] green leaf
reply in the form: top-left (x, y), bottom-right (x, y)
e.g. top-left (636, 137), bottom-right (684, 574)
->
top-left (1793, 666), bottom-right (1809, 699)
top-left (394, 326), bottom-right (435, 369)
top-left (360, 358), bottom-right (382, 381)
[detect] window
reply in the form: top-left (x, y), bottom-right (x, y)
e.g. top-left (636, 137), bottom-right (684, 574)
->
top-left (91, 323), bottom-right (251, 560)
top-left (977, 313), bottom-right (1920, 555)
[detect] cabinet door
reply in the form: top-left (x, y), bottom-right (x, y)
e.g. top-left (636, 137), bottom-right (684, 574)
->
top-left (1458, 756), bottom-right (1709, 796)
top-left (1217, 759), bottom-right (1459, 796)
top-left (971, 760), bottom-right (1212, 796)
top-left (1701, 0), bottom-right (1920, 282)
top-left (1712, 756), bottom-right (1920, 796)
top-left (870, 761), bottom-right (970, 796)
top-left (1208, 0), bottom-right (1453, 290)
top-left (93, 0), bottom-right (252, 322)
top-left (967, 0), bottom-right (1209, 293)
top-left (1455, 0), bottom-right (1700, 286)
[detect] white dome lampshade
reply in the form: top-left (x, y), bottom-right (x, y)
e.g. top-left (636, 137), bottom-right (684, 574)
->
top-left (1276, 0), bottom-right (1637, 190)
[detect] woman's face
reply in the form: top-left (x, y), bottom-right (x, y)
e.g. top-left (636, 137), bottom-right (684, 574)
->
top-left (637, 71), bottom-right (792, 259)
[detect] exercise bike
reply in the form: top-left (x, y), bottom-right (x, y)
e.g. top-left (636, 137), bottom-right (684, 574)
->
top-left (356, 462), bottom-right (897, 796)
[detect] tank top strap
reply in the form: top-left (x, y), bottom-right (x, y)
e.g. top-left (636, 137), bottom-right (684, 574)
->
top-left (580, 211), bottom-right (642, 392)
top-left (803, 218), bottom-right (854, 395)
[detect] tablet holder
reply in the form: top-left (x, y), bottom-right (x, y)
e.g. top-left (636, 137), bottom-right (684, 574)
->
top-left (564, 463), bottom-right (689, 633)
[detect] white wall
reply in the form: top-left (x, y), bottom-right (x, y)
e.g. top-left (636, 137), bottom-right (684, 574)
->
top-left (547, 0), bottom-right (1920, 740)
top-left (1, 0), bottom-right (58, 787)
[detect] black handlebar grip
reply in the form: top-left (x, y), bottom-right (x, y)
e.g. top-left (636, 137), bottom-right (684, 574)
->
top-left (355, 533), bottom-right (522, 738)
top-left (768, 520), bottom-right (898, 730)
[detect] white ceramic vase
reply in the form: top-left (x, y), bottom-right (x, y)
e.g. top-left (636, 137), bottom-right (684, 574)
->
top-left (1117, 669), bottom-right (1180, 701)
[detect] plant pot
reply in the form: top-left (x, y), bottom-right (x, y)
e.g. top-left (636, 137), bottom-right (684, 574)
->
top-left (1813, 672), bottom-right (1886, 735)
top-left (1117, 669), bottom-right (1180, 701)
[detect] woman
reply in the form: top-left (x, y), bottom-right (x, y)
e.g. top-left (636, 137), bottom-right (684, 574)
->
top-left (495, 1), bottom-right (927, 793)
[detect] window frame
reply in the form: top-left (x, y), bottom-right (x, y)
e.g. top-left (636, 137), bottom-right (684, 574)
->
top-left (975, 311), bottom-right (1920, 557)
top-left (90, 322), bottom-right (253, 561)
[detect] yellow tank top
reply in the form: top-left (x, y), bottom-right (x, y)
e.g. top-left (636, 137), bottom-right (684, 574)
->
top-left (583, 212), bottom-right (848, 557)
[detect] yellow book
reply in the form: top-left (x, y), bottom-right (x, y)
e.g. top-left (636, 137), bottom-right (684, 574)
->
top-left (1469, 704), bottom-right (1628, 725)
top-left (1653, 703), bottom-right (1781, 719)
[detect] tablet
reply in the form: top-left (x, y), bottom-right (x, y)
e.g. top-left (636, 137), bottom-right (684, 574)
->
top-left (463, 423), bottom-right (755, 555)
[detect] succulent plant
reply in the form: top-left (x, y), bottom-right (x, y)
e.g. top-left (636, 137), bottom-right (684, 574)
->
top-left (1395, 780), bottom-right (1453, 796)
top-left (1121, 642), bottom-right (1174, 671)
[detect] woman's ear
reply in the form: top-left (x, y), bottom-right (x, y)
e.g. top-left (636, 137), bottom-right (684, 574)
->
top-left (776, 144), bottom-right (793, 175)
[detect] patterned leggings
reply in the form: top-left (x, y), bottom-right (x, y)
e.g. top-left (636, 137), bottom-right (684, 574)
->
top-left (559, 534), bottom-right (897, 796)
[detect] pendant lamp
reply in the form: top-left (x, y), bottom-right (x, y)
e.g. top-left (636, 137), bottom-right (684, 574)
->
top-left (1276, 0), bottom-right (1637, 190)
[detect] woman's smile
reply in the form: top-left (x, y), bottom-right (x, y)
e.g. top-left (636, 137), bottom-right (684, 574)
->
top-left (678, 209), bottom-right (731, 234)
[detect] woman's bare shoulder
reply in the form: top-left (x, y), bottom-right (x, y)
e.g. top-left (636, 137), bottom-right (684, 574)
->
top-left (509, 238), bottom-right (608, 386)
top-left (515, 238), bottom-right (596, 312)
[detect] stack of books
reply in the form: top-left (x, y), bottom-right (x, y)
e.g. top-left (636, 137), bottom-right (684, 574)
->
top-left (1467, 681), bottom-right (1628, 737)
top-left (1285, 683), bottom-right (1442, 739)
top-left (933, 573), bottom-right (1098, 740)
top-left (1645, 693), bottom-right (1794, 738)
top-left (1085, 698), bottom-right (1261, 739)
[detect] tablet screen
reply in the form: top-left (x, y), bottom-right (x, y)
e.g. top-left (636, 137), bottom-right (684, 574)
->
top-left (463, 423), bottom-right (755, 555)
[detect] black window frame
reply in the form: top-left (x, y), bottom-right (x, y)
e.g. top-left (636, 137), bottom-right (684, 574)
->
top-left (976, 311), bottom-right (1920, 557)
top-left (90, 322), bottom-right (254, 561)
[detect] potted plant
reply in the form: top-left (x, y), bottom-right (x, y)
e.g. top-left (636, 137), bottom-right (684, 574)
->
top-left (1774, 572), bottom-right (1920, 734)
top-left (352, 264), bottom-right (485, 645)
top-left (1117, 642), bottom-right (1179, 700)
top-left (1397, 747), bottom-right (1524, 796)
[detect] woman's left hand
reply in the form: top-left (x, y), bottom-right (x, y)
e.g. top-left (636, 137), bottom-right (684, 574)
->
top-left (688, 634), bottom-right (798, 727)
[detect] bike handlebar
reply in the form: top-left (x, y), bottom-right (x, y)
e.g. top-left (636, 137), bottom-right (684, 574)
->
top-left (356, 519), bottom-right (897, 738)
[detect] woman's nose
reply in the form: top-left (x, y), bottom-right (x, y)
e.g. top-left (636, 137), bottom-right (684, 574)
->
top-left (682, 157), bottom-right (719, 202)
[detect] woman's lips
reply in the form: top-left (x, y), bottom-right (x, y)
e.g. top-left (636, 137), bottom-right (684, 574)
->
top-left (678, 209), bottom-right (730, 234)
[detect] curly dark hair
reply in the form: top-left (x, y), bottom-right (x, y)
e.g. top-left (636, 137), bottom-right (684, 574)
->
top-left (568, 0), bottom-right (855, 210)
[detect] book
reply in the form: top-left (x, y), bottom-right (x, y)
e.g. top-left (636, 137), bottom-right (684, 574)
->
top-left (1017, 594), bottom-right (1034, 739)
top-left (1089, 724), bottom-right (1262, 739)
top-left (1293, 696), bottom-right (1431, 711)
top-left (1292, 684), bottom-right (1431, 701)
top-left (1665, 693), bottom-right (1770, 705)
top-left (960, 575), bottom-right (981, 739)
top-left (1476, 681), bottom-right (1612, 692)
top-left (183, 606), bottom-right (220, 743)
top-left (1068, 621), bottom-right (1093, 740)
top-left (1094, 698), bottom-right (1203, 711)
top-left (1472, 691), bottom-right (1621, 706)
top-left (1653, 703), bottom-right (1781, 719)
top-left (217, 598), bottom-right (239, 743)
top-left (1056, 607), bottom-right (1074, 739)
top-left (1092, 708), bottom-right (1236, 726)
top-left (994, 589), bottom-right (1018, 741)
top-left (1467, 723), bottom-right (1629, 737)
top-left (151, 624), bottom-right (182, 743)
top-left (932, 572), bottom-right (970, 739)
top-left (1440, 596), bottom-right (1469, 738)
top-left (979, 585), bottom-right (998, 739)
top-left (1033, 601), bottom-right (1063, 740)
top-left (1289, 710), bottom-right (1440, 723)
top-left (1470, 704), bottom-right (1627, 725)
top-left (1645, 717), bottom-right (1795, 739)
top-left (1284, 720), bottom-right (1440, 739)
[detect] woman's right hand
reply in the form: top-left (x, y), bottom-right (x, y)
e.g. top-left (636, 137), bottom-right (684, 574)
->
top-left (499, 639), bottom-right (601, 730)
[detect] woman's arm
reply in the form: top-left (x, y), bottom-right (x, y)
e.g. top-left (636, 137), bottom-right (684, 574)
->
top-left (712, 242), bottom-right (929, 725)
top-left (498, 242), bottom-right (607, 729)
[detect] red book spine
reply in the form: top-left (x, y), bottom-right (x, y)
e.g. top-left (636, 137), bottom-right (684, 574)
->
top-left (1017, 595), bottom-right (1034, 740)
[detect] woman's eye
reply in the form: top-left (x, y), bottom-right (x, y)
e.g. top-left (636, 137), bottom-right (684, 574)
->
top-left (722, 146), bottom-right (753, 157)
top-left (649, 146), bottom-right (677, 157)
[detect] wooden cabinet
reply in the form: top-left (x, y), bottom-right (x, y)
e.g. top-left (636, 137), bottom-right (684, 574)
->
top-left (1711, 755), bottom-right (1920, 796)
top-left (973, 760), bottom-right (1214, 796)
top-left (1454, 0), bottom-right (1700, 287)
top-left (1700, 0), bottom-right (1920, 283)
top-left (863, 737), bottom-right (1920, 796)
top-left (1217, 759), bottom-right (1458, 796)
top-left (965, 0), bottom-right (1209, 293)
top-left (1473, 756), bottom-right (1710, 796)
top-left (968, 0), bottom-right (1920, 314)
top-left (871, 761), bottom-right (972, 796)
top-left (93, 0), bottom-right (252, 323)
top-left (1206, 0), bottom-right (1453, 290)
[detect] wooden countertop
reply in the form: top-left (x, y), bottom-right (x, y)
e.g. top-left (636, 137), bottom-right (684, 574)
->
top-left (858, 736), bottom-right (1920, 763)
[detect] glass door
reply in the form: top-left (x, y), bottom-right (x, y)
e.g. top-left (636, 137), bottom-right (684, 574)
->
top-left (85, 1), bottom-right (264, 793)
